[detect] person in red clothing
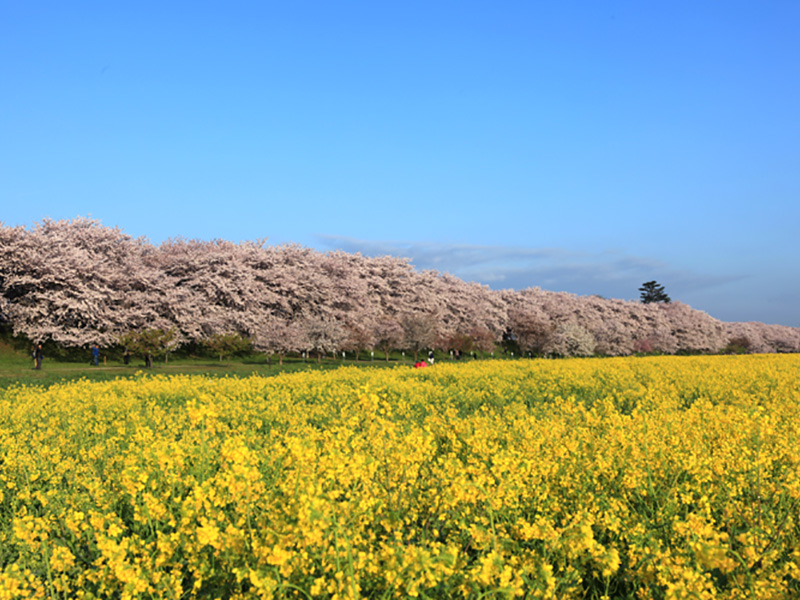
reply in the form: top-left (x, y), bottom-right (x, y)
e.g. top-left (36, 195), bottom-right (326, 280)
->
top-left (413, 360), bottom-right (427, 368)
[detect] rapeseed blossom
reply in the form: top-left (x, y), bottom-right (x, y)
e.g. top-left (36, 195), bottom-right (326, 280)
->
top-left (0, 355), bottom-right (799, 598)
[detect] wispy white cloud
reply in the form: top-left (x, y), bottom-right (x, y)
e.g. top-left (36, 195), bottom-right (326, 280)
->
top-left (316, 235), bottom-right (744, 303)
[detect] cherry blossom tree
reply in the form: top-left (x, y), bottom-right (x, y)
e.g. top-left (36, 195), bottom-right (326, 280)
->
top-left (468, 326), bottom-right (498, 355)
top-left (300, 315), bottom-right (348, 363)
top-left (149, 238), bottom-right (269, 341)
top-left (2, 218), bottom-right (798, 360)
top-left (723, 321), bottom-right (800, 354)
top-left (544, 321), bottom-right (597, 357)
top-left (658, 302), bottom-right (726, 353)
top-left (506, 306), bottom-right (553, 357)
top-left (252, 319), bottom-right (307, 365)
top-left (373, 318), bottom-right (404, 361)
top-left (0, 218), bottom-right (157, 346)
top-left (401, 312), bottom-right (439, 361)
top-left (342, 319), bottom-right (376, 361)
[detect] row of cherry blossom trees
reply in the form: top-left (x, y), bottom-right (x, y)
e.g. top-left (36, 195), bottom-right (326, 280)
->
top-left (1, 218), bottom-right (798, 358)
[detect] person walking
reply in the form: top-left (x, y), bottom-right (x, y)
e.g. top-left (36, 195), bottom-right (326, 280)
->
top-left (34, 344), bottom-right (44, 370)
top-left (92, 344), bottom-right (100, 366)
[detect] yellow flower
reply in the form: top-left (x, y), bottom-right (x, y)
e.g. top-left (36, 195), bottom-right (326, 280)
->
top-left (196, 521), bottom-right (221, 548)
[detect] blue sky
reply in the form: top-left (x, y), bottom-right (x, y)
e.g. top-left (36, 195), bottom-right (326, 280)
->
top-left (2, 1), bottom-right (798, 326)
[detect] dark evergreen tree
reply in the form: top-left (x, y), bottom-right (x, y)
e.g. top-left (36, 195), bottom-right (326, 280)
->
top-left (639, 281), bottom-right (671, 304)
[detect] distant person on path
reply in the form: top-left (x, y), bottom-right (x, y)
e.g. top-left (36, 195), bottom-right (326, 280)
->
top-left (92, 344), bottom-right (100, 366)
top-left (34, 344), bottom-right (44, 370)
top-left (428, 350), bottom-right (435, 365)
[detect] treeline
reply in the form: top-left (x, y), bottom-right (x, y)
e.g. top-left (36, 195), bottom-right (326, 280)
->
top-left (1, 218), bottom-right (798, 359)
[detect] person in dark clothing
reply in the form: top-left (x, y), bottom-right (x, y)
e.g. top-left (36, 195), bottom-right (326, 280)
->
top-left (92, 344), bottom-right (100, 366)
top-left (34, 344), bottom-right (44, 370)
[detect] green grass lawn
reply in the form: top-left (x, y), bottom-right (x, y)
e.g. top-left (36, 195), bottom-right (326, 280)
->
top-left (0, 345), bottom-right (416, 390)
top-left (0, 335), bottom-right (503, 390)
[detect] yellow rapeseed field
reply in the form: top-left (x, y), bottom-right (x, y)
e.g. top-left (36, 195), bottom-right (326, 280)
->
top-left (1, 355), bottom-right (799, 599)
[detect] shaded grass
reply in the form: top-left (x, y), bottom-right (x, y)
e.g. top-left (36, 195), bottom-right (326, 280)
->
top-left (0, 336), bottom-right (503, 390)
top-left (0, 351), bottom-right (409, 390)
